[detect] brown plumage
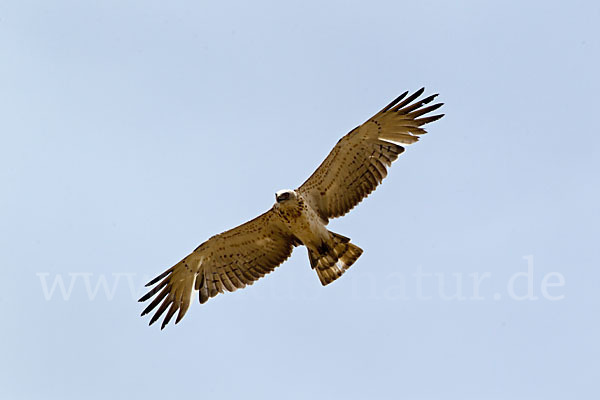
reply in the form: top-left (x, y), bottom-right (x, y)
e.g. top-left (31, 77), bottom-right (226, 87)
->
top-left (297, 88), bottom-right (443, 221)
top-left (139, 89), bottom-right (444, 329)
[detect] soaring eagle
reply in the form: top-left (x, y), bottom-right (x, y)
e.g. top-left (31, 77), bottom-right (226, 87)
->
top-left (140, 88), bottom-right (444, 328)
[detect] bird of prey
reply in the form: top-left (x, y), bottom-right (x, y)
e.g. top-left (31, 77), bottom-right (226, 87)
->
top-left (139, 88), bottom-right (444, 328)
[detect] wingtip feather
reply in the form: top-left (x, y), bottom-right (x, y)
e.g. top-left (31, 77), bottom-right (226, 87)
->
top-left (379, 91), bottom-right (409, 113)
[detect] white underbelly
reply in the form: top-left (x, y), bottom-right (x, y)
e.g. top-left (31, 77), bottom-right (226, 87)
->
top-left (292, 208), bottom-right (329, 250)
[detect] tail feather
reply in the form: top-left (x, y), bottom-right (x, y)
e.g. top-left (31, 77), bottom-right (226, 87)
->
top-left (309, 232), bottom-right (363, 286)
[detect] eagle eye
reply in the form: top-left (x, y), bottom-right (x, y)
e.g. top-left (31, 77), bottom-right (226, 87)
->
top-left (277, 192), bottom-right (290, 202)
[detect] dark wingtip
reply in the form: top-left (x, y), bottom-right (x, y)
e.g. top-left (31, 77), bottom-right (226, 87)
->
top-left (138, 293), bottom-right (150, 302)
top-left (149, 311), bottom-right (162, 326)
top-left (429, 103), bottom-right (444, 112)
top-left (379, 91), bottom-right (409, 113)
top-left (144, 267), bottom-right (175, 287)
top-left (140, 304), bottom-right (153, 316)
top-left (161, 316), bottom-right (171, 330)
top-left (391, 88), bottom-right (427, 112)
top-left (393, 91), bottom-right (409, 104)
top-left (419, 94), bottom-right (438, 105)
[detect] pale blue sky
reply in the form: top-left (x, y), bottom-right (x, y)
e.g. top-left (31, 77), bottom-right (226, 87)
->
top-left (1, 1), bottom-right (599, 399)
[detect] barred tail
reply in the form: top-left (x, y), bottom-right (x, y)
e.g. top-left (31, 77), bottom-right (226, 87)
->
top-left (308, 231), bottom-right (363, 286)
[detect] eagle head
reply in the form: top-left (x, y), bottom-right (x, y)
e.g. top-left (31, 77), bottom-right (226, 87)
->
top-left (275, 189), bottom-right (297, 204)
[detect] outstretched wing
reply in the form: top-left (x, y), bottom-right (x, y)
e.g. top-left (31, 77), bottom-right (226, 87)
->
top-left (139, 209), bottom-right (298, 329)
top-left (297, 88), bottom-right (444, 221)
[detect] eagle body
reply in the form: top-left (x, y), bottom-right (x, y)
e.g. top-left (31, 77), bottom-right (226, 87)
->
top-left (273, 189), bottom-right (328, 251)
top-left (140, 89), bottom-right (444, 329)
top-left (273, 189), bottom-right (364, 285)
